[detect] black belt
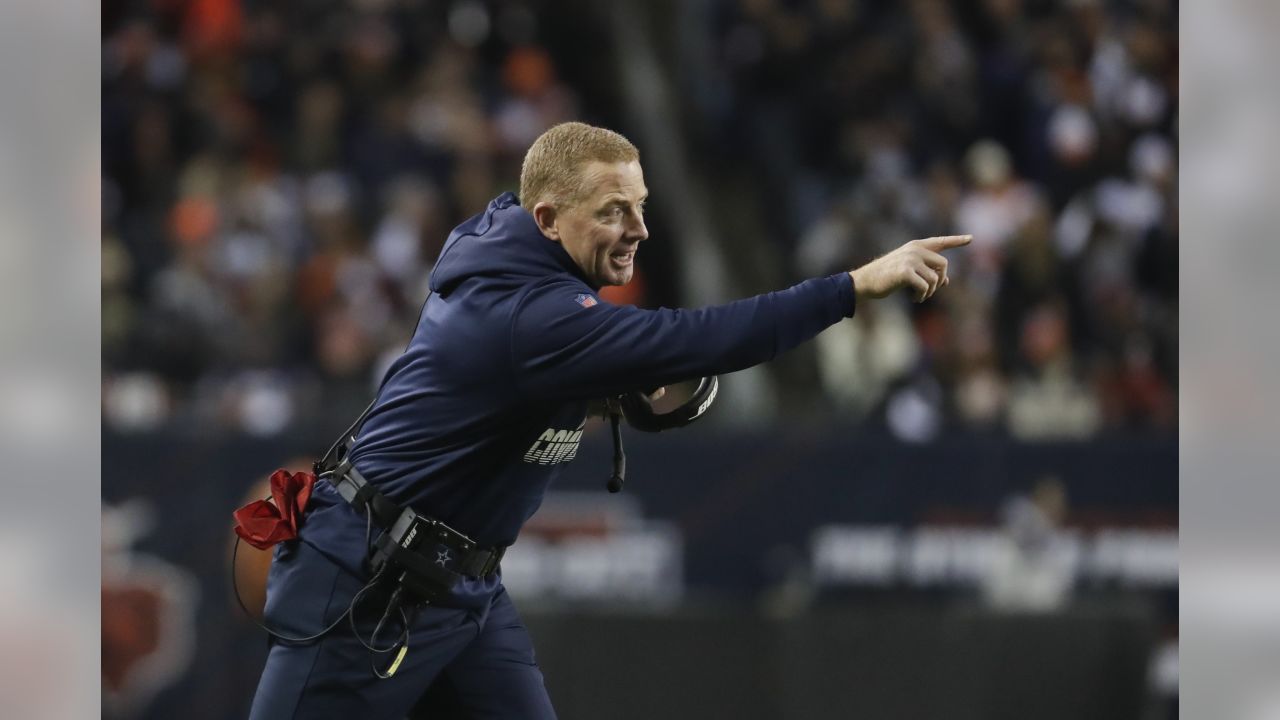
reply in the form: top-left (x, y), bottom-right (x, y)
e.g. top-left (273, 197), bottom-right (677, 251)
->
top-left (329, 459), bottom-right (505, 580)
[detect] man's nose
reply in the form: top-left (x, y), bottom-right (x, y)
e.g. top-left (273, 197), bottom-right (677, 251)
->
top-left (626, 211), bottom-right (648, 242)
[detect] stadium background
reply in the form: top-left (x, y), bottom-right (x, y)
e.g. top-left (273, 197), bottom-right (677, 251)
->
top-left (100, 0), bottom-right (1177, 717)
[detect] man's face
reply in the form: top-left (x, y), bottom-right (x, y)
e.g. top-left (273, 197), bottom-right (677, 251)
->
top-left (548, 160), bottom-right (649, 288)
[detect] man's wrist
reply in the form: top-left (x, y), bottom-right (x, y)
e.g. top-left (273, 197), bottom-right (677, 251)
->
top-left (848, 269), bottom-right (867, 303)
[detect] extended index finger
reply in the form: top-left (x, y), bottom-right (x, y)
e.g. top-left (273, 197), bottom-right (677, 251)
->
top-left (920, 234), bottom-right (972, 251)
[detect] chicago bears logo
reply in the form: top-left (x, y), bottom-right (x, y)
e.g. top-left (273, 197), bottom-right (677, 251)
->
top-left (102, 501), bottom-right (197, 717)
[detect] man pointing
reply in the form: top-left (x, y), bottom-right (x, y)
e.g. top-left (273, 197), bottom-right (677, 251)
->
top-left (248, 122), bottom-right (970, 719)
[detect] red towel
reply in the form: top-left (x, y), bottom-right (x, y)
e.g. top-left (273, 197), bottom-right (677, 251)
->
top-left (232, 469), bottom-right (316, 550)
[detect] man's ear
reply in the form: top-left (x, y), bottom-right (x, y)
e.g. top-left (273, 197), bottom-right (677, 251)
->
top-left (532, 202), bottom-right (560, 241)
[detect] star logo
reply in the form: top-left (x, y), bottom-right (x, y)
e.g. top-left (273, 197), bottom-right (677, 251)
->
top-left (435, 549), bottom-right (451, 567)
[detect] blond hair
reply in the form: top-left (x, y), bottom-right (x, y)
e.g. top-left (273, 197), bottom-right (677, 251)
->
top-left (519, 122), bottom-right (639, 209)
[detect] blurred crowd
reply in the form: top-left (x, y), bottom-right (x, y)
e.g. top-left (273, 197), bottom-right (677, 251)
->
top-left (103, 0), bottom-right (1176, 439)
top-left (102, 0), bottom-right (581, 433)
top-left (695, 0), bottom-right (1176, 438)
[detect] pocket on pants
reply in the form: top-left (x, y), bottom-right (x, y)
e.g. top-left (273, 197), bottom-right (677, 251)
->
top-left (262, 540), bottom-right (351, 639)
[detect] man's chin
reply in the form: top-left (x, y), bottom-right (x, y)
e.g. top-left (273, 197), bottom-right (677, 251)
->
top-left (601, 269), bottom-right (633, 287)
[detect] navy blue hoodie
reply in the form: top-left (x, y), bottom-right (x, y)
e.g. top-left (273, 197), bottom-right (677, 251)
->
top-left (296, 192), bottom-right (856, 607)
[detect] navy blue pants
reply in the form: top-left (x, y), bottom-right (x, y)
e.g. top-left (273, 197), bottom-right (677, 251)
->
top-left (248, 541), bottom-right (556, 719)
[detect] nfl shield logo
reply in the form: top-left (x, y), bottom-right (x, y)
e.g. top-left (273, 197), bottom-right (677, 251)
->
top-left (574, 293), bottom-right (598, 308)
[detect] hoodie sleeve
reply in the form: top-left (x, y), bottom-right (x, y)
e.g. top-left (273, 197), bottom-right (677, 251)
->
top-left (510, 273), bottom-right (856, 401)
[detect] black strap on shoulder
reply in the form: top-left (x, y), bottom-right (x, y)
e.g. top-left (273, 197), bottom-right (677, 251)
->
top-left (315, 292), bottom-right (435, 477)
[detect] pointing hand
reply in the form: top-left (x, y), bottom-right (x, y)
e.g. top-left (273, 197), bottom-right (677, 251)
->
top-left (848, 235), bottom-right (972, 303)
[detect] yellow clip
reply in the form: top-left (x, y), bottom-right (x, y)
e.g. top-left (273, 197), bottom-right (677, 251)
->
top-left (386, 646), bottom-right (409, 677)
